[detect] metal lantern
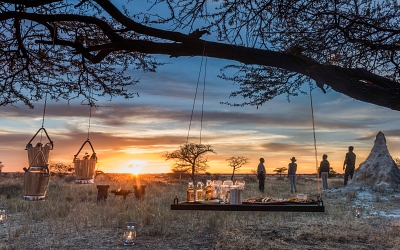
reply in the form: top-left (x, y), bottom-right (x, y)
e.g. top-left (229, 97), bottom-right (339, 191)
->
top-left (24, 128), bottom-right (53, 201)
top-left (0, 206), bottom-right (7, 225)
top-left (123, 222), bottom-right (137, 246)
top-left (73, 139), bottom-right (97, 184)
top-left (355, 204), bottom-right (362, 218)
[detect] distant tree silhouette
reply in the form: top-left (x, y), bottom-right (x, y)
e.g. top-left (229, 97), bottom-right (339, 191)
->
top-left (165, 143), bottom-right (216, 182)
top-left (329, 167), bottom-right (339, 178)
top-left (49, 163), bottom-right (72, 177)
top-left (227, 156), bottom-right (249, 182)
top-left (273, 167), bottom-right (288, 179)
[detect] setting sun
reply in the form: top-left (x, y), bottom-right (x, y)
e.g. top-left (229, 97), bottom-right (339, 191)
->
top-left (127, 160), bottom-right (147, 175)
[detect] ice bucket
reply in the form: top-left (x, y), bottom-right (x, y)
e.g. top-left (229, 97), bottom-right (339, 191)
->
top-left (23, 169), bottom-right (50, 201)
top-left (24, 127), bottom-right (53, 201)
top-left (73, 139), bottom-right (97, 184)
top-left (23, 150), bottom-right (50, 201)
top-left (74, 156), bottom-right (96, 184)
top-left (27, 143), bottom-right (51, 167)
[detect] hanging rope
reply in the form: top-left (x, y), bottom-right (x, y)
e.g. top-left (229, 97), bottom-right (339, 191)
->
top-left (38, 92), bottom-right (49, 144)
top-left (308, 78), bottom-right (321, 197)
top-left (87, 104), bottom-right (93, 140)
top-left (41, 92), bottom-right (48, 129)
top-left (199, 51), bottom-right (207, 144)
top-left (186, 41), bottom-right (207, 144)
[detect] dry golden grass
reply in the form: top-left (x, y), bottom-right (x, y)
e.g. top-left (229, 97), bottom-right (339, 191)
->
top-left (0, 173), bottom-right (399, 249)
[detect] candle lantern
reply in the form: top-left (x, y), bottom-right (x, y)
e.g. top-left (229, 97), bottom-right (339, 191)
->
top-left (24, 128), bottom-right (53, 201)
top-left (73, 139), bottom-right (97, 184)
top-left (355, 205), bottom-right (362, 218)
top-left (0, 206), bottom-right (7, 225)
top-left (123, 222), bottom-right (137, 246)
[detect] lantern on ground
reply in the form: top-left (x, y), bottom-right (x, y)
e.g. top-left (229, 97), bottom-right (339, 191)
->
top-left (123, 222), bottom-right (137, 246)
top-left (355, 205), bottom-right (362, 218)
top-left (0, 206), bottom-right (7, 225)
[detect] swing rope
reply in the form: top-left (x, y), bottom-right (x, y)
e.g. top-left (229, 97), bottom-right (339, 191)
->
top-left (308, 79), bottom-right (321, 197)
top-left (186, 41), bottom-right (207, 144)
top-left (199, 51), bottom-right (207, 144)
top-left (87, 104), bottom-right (92, 141)
top-left (41, 92), bottom-right (47, 129)
top-left (86, 74), bottom-right (94, 141)
top-left (38, 92), bottom-right (49, 144)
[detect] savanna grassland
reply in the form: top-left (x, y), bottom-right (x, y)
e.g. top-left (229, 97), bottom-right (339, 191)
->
top-left (0, 173), bottom-right (399, 250)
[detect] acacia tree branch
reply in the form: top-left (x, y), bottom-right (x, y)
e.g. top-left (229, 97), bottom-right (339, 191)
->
top-left (0, 0), bottom-right (62, 8)
top-left (0, 11), bottom-right (124, 42)
top-left (1, 0), bottom-right (399, 111)
top-left (26, 34), bottom-right (400, 111)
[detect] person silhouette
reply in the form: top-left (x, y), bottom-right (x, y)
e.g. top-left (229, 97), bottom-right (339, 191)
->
top-left (257, 158), bottom-right (266, 192)
top-left (288, 157), bottom-right (297, 193)
top-left (319, 154), bottom-right (330, 190)
top-left (343, 146), bottom-right (356, 186)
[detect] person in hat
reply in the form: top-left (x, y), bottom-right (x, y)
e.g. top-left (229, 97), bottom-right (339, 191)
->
top-left (257, 158), bottom-right (266, 192)
top-left (288, 157), bottom-right (297, 193)
top-left (319, 154), bottom-right (330, 190)
top-left (343, 146), bottom-right (356, 186)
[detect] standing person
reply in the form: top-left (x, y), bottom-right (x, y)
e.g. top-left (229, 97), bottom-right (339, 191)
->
top-left (288, 157), bottom-right (297, 193)
top-left (343, 146), bottom-right (356, 186)
top-left (257, 158), bottom-right (266, 193)
top-left (319, 154), bottom-right (330, 190)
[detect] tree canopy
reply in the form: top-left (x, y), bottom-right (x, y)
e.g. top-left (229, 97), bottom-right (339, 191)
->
top-left (1, 0), bottom-right (400, 110)
top-left (165, 143), bottom-right (216, 182)
top-left (226, 156), bottom-right (249, 181)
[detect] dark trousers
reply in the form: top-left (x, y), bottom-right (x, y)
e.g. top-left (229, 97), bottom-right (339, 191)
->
top-left (258, 175), bottom-right (265, 192)
top-left (344, 165), bottom-right (355, 186)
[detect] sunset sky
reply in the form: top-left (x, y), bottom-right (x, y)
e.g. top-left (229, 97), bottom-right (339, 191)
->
top-left (1, 54), bottom-right (400, 175)
top-left (1, 1), bottom-right (400, 175)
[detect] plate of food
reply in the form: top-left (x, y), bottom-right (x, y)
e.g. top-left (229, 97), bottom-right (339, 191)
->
top-left (286, 197), bottom-right (319, 204)
top-left (243, 197), bottom-right (288, 205)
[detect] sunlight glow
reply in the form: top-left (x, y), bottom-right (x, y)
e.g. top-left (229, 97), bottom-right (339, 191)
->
top-left (127, 160), bottom-right (147, 175)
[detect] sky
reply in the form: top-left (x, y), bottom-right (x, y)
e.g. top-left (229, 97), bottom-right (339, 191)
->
top-left (1, 54), bottom-right (400, 175)
top-left (1, 1), bottom-right (400, 175)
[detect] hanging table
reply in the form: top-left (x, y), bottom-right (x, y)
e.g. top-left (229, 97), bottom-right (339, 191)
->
top-left (171, 197), bottom-right (324, 212)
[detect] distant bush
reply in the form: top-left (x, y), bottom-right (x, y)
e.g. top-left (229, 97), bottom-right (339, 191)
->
top-left (212, 173), bottom-right (221, 180)
top-left (63, 175), bottom-right (76, 183)
top-left (0, 182), bottom-right (23, 199)
top-left (243, 174), bottom-right (257, 183)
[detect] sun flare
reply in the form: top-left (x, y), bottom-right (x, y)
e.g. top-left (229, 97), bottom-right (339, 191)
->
top-left (127, 160), bottom-right (147, 175)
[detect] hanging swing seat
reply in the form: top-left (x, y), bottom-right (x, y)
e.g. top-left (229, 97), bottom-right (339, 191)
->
top-left (23, 127), bottom-right (53, 201)
top-left (73, 139), bottom-right (97, 184)
top-left (171, 197), bottom-right (324, 212)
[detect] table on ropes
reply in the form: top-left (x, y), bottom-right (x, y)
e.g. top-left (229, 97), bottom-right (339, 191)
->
top-left (171, 199), bottom-right (325, 212)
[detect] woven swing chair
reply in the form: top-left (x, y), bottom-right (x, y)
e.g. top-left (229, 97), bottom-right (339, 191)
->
top-left (73, 139), bottom-right (97, 184)
top-left (23, 127), bottom-right (54, 201)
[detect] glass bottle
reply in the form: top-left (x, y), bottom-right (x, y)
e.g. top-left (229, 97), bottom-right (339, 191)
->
top-left (187, 182), bottom-right (195, 202)
top-left (205, 180), bottom-right (212, 200)
top-left (195, 182), bottom-right (204, 201)
top-left (211, 180), bottom-right (220, 199)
